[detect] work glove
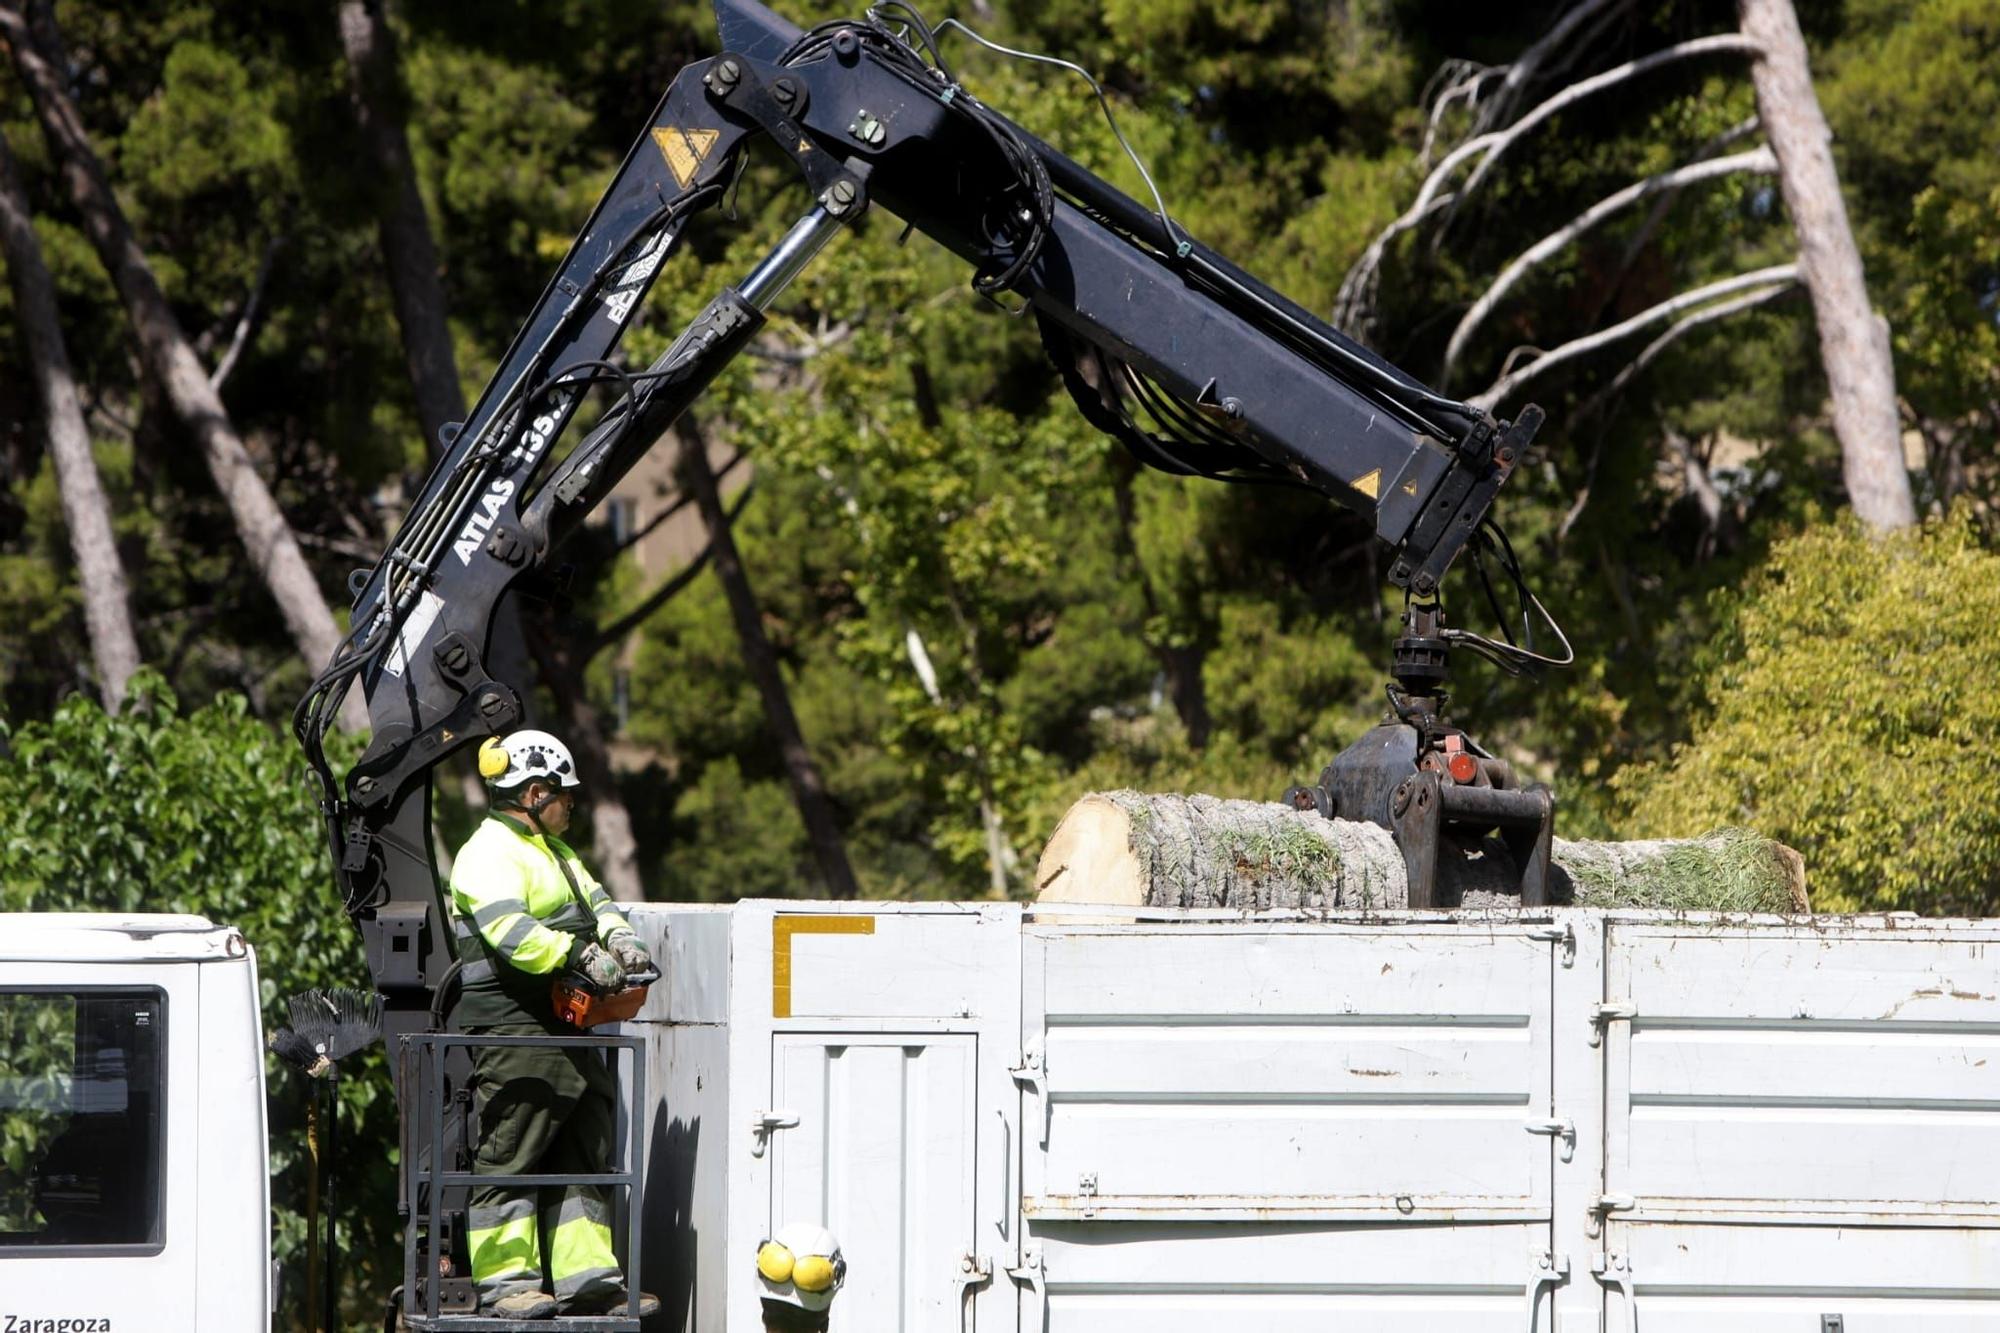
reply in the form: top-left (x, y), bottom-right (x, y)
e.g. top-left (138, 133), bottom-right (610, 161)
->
top-left (606, 931), bottom-right (652, 976)
top-left (572, 940), bottom-right (627, 993)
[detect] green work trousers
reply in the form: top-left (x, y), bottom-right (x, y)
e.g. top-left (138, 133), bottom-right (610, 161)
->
top-left (464, 1022), bottom-right (624, 1306)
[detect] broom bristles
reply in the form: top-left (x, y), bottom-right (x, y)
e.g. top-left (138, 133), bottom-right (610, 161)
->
top-left (286, 987), bottom-right (383, 1063)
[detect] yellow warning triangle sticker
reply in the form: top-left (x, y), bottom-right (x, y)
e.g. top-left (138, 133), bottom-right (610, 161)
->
top-left (1402, 479), bottom-right (1420, 497)
top-left (1351, 468), bottom-right (1382, 500)
top-left (653, 126), bottom-right (720, 190)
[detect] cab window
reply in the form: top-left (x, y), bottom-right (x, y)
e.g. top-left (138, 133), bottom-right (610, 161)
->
top-left (0, 990), bottom-right (165, 1250)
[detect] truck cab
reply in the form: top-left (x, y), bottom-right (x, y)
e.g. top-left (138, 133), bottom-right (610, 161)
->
top-left (0, 914), bottom-right (269, 1333)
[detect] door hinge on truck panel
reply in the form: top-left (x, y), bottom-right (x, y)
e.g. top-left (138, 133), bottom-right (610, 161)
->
top-left (1008, 1245), bottom-right (1046, 1333)
top-left (1593, 1251), bottom-right (1636, 1333)
top-left (1010, 1045), bottom-right (1049, 1147)
top-left (953, 1253), bottom-right (992, 1333)
top-left (1006, 1244), bottom-right (1045, 1292)
top-left (1588, 999), bottom-right (1636, 1046)
top-left (1526, 1251), bottom-right (1568, 1332)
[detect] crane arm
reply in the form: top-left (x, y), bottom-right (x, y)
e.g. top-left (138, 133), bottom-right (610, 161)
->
top-left (296, 0), bottom-right (1544, 1037)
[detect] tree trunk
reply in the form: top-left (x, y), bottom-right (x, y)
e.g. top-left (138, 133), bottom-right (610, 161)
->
top-left (0, 2), bottom-right (367, 729)
top-left (1107, 452), bottom-right (1209, 746)
top-left (1035, 791), bottom-right (1809, 913)
top-left (525, 621), bottom-right (645, 903)
top-left (0, 124), bottom-right (139, 706)
top-left (675, 418), bottom-right (860, 899)
top-left (1738, 0), bottom-right (1915, 530)
top-left (336, 0), bottom-right (464, 448)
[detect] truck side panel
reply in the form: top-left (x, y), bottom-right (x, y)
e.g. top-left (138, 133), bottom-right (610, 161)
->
top-left (1600, 918), bottom-right (2000, 1326)
top-left (628, 905), bottom-right (734, 1333)
top-left (1022, 920), bottom-right (1562, 1328)
top-left (627, 904), bottom-right (2000, 1331)
top-left (194, 952), bottom-right (271, 1331)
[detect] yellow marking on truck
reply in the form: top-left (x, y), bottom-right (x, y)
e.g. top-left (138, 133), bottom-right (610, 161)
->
top-left (772, 914), bottom-right (876, 1017)
top-left (1351, 467), bottom-right (1382, 500)
top-left (653, 126), bottom-right (720, 189)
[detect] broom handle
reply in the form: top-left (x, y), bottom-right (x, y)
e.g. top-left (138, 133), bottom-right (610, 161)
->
top-left (324, 1066), bottom-right (339, 1333)
top-left (305, 1089), bottom-right (321, 1333)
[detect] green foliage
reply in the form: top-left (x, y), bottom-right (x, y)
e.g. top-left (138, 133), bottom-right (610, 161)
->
top-left (0, 673), bottom-right (388, 1327)
top-left (1618, 514), bottom-right (2000, 916)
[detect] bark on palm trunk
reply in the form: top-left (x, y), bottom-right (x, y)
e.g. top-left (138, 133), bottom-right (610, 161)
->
top-left (675, 418), bottom-right (860, 899)
top-left (1, 2), bottom-right (366, 729)
top-left (1738, 0), bottom-right (1915, 530)
top-left (0, 124), bottom-right (139, 706)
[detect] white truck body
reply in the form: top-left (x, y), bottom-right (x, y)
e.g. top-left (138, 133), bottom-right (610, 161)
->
top-left (7, 904), bottom-right (1998, 1332)
top-left (623, 900), bottom-right (2000, 1332)
top-left (0, 914), bottom-right (269, 1333)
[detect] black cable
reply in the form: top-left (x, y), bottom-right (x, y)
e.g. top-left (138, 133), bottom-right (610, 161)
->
top-left (1120, 364), bottom-right (1243, 455)
top-left (1467, 533), bottom-right (1518, 649)
top-left (1439, 521), bottom-right (1573, 676)
top-left (791, 5), bottom-right (1053, 293)
top-left (1481, 518), bottom-right (1535, 654)
top-left (867, 1), bottom-right (957, 80)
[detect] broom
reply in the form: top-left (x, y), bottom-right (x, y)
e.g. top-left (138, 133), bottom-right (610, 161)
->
top-left (287, 989), bottom-right (383, 1333)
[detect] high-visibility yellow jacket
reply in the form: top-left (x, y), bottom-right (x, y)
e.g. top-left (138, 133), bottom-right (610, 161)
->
top-left (448, 815), bottom-right (633, 1023)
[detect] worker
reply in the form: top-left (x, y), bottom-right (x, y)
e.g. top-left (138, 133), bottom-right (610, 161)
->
top-left (755, 1224), bottom-right (846, 1331)
top-left (450, 729), bottom-right (660, 1321)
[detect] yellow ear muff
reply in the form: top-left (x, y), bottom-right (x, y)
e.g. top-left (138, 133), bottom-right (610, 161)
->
top-left (756, 1241), bottom-right (794, 1283)
top-left (792, 1254), bottom-right (837, 1293)
top-left (478, 737), bottom-right (511, 779)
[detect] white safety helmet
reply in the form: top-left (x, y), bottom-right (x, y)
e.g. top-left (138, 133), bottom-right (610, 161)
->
top-left (756, 1223), bottom-right (845, 1313)
top-left (477, 729), bottom-right (581, 791)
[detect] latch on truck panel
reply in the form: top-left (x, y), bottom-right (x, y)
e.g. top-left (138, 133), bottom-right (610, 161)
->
top-left (1588, 999), bottom-right (1636, 1046)
top-left (1586, 1192), bottom-right (1637, 1238)
top-left (1524, 921), bottom-right (1575, 966)
top-left (750, 1109), bottom-right (799, 1158)
top-left (1523, 1116), bottom-right (1576, 1162)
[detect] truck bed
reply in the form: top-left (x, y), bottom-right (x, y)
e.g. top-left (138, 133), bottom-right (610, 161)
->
top-left (622, 902), bottom-right (2000, 1331)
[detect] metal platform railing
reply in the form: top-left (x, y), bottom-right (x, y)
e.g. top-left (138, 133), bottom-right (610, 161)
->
top-left (399, 1032), bottom-right (647, 1331)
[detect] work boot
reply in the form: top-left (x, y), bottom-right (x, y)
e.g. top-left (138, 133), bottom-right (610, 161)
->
top-left (487, 1289), bottom-right (559, 1320)
top-left (564, 1286), bottom-right (661, 1318)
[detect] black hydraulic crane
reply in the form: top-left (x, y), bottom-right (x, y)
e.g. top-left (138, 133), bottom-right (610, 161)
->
top-left (295, 0), bottom-right (1566, 1215)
